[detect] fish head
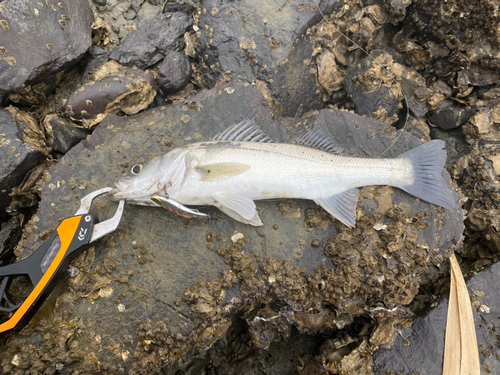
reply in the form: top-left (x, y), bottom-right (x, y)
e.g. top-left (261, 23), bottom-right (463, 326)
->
top-left (110, 148), bottom-right (187, 205)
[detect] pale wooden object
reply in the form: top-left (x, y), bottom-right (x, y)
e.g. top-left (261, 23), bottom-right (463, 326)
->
top-left (443, 253), bottom-right (480, 375)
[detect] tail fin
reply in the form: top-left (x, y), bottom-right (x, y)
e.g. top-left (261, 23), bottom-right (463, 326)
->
top-left (395, 140), bottom-right (458, 210)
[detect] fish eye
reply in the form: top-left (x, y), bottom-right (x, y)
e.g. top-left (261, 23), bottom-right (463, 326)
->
top-left (131, 164), bottom-right (143, 175)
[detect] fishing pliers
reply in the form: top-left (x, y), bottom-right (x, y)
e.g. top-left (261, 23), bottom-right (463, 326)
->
top-left (0, 187), bottom-right (124, 334)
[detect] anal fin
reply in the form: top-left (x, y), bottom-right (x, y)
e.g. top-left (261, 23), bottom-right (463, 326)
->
top-left (315, 189), bottom-right (360, 227)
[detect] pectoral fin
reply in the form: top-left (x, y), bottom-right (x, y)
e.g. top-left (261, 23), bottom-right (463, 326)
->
top-left (199, 163), bottom-right (250, 181)
top-left (213, 193), bottom-right (262, 225)
top-left (168, 153), bottom-right (188, 194)
top-left (315, 189), bottom-right (360, 227)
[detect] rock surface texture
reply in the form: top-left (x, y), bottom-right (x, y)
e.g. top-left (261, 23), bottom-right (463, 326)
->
top-left (0, 83), bottom-right (463, 374)
top-left (0, 0), bottom-right (94, 104)
top-left (373, 261), bottom-right (500, 375)
top-left (0, 109), bottom-right (45, 222)
top-left (1, 0), bottom-right (499, 373)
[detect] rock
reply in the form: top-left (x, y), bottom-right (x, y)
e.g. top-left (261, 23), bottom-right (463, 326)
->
top-left (411, 0), bottom-right (500, 66)
top-left (125, 8), bottom-right (137, 21)
top-left (109, 11), bottom-right (192, 69)
top-left (81, 46), bottom-right (111, 80)
top-left (195, 0), bottom-right (340, 117)
top-left (450, 145), bottom-right (500, 253)
top-left (344, 54), bottom-right (403, 122)
top-left (0, 0), bottom-right (94, 104)
top-left (429, 126), bottom-right (470, 164)
top-left (0, 82), bottom-right (462, 373)
top-left (0, 215), bottom-right (22, 263)
top-left (65, 60), bottom-right (156, 123)
top-left (372, 260), bottom-right (500, 375)
top-left (42, 115), bottom-right (89, 154)
top-left (428, 100), bottom-right (476, 130)
top-left (136, 1), bottom-right (161, 27)
top-left (162, 2), bottom-right (190, 13)
top-left (157, 51), bottom-right (192, 94)
top-left (463, 108), bottom-right (500, 142)
top-left (93, 0), bottom-right (106, 6)
top-left (0, 109), bottom-right (45, 223)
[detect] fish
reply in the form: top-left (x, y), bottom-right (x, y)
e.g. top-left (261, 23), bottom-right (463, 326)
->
top-left (111, 118), bottom-right (458, 227)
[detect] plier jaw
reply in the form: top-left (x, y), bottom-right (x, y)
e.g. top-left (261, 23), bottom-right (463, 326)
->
top-left (76, 187), bottom-right (125, 242)
top-left (0, 187), bottom-right (124, 334)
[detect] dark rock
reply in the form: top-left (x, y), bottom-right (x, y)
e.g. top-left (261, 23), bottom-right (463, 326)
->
top-left (411, 0), bottom-right (500, 68)
top-left (195, 0), bottom-right (340, 117)
top-left (109, 12), bottom-right (192, 69)
top-left (93, 0), bottom-right (107, 6)
top-left (65, 61), bottom-right (156, 119)
top-left (1, 82), bottom-right (463, 373)
top-left (125, 8), bottom-right (137, 21)
top-left (344, 56), bottom-right (402, 119)
top-left (162, 2), bottom-right (190, 13)
top-left (429, 126), bottom-right (470, 164)
top-left (0, 215), bottom-right (22, 263)
top-left (0, 0), bottom-right (94, 104)
top-left (43, 115), bottom-right (89, 154)
top-left (157, 51), bottom-right (192, 94)
top-left (429, 100), bottom-right (476, 130)
top-left (130, 0), bottom-right (142, 13)
top-left (401, 77), bottom-right (428, 118)
top-left (0, 109), bottom-right (45, 223)
top-left (147, 0), bottom-right (161, 5)
top-left (373, 261), bottom-right (500, 375)
top-left (81, 46), bottom-right (111, 81)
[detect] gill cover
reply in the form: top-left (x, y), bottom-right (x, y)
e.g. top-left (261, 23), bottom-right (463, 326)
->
top-left (112, 149), bottom-right (188, 201)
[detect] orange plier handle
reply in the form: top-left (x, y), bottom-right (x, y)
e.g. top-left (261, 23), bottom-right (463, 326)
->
top-left (0, 187), bottom-right (124, 334)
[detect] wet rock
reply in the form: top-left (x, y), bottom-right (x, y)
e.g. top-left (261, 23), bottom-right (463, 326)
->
top-left (0, 0), bottom-right (94, 104)
top-left (42, 115), bottom-right (89, 154)
top-left (1, 82), bottom-right (462, 373)
top-left (411, 0), bottom-right (500, 66)
top-left (428, 100), bottom-right (476, 130)
top-left (65, 61), bottom-right (156, 125)
top-left (451, 145), bottom-right (500, 253)
top-left (463, 108), bottom-right (500, 142)
top-left (157, 51), bottom-right (192, 95)
top-left (93, 0), bottom-right (106, 6)
top-left (0, 215), bottom-right (22, 263)
top-left (372, 260), bottom-right (500, 375)
top-left (109, 11), bottom-right (192, 69)
top-left (162, 2), bottom-right (190, 14)
top-left (195, 0), bottom-right (340, 117)
top-left (344, 54), bottom-right (403, 122)
top-left (429, 126), bottom-right (469, 164)
top-left (247, 307), bottom-right (291, 349)
top-left (206, 318), bottom-right (324, 375)
top-left (0, 109), bottom-right (45, 222)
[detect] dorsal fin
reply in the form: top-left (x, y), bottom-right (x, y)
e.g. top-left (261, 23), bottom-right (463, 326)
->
top-left (293, 127), bottom-right (345, 155)
top-left (212, 117), bottom-right (275, 143)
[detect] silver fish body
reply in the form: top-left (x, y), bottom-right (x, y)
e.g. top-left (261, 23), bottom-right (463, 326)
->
top-left (111, 121), bottom-right (457, 227)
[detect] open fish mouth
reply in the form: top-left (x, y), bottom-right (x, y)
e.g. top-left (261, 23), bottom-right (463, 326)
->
top-left (109, 184), bottom-right (162, 206)
top-left (109, 190), bottom-right (160, 206)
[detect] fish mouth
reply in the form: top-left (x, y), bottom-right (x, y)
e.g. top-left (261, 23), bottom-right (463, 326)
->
top-left (109, 185), bottom-right (163, 207)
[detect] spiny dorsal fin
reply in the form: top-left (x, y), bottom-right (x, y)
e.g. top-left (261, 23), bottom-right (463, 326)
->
top-left (293, 127), bottom-right (345, 155)
top-left (212, 117), bottom-right (275, 143)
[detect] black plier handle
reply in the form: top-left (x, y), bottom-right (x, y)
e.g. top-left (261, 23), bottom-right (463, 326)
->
top-left (0, 187), bottom-right (124, 334)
